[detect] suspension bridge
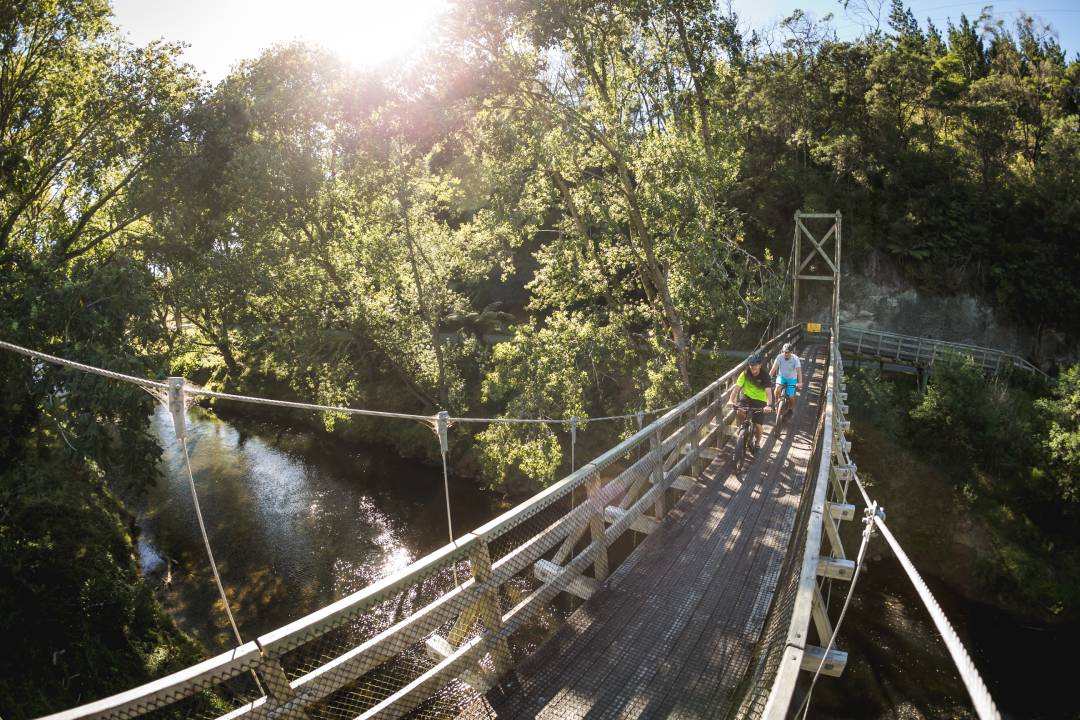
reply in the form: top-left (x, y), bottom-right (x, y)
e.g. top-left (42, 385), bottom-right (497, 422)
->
top-left (10, 212), bottom-right (1011, 720)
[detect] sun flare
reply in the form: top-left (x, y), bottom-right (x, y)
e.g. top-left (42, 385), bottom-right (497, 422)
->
top-left (253, 0), bottom-right (447, 69)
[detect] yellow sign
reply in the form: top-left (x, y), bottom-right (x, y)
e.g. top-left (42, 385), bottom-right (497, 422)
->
top-left (806, 322), bottom-right (822, 333)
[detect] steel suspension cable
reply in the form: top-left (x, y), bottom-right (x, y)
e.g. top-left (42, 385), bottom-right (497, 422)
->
top-left (178, 436), bottom-right (246, 647)
top-left (0, 338), bottom-right (166, 389)
top-left (873, 515), bottom-right (1002, 720)
top-left (0, 338), bottom-right (692, 426)
top-left (827, 340), bottom-right (1000, 720)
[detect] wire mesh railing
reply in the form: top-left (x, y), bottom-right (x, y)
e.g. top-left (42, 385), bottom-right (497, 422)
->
top-left (40, 330), bottom-right (801, 720)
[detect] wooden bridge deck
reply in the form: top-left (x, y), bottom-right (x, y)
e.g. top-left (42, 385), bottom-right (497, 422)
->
top-left (459, 347), bottom-right (826, 720)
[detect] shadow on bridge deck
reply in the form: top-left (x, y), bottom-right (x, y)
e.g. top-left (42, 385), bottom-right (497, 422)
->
top-left (458, 348), bottom-right (826, 719)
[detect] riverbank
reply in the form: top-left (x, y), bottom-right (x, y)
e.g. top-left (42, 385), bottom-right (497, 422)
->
top-left (0, 460), bottom-right (212, 719)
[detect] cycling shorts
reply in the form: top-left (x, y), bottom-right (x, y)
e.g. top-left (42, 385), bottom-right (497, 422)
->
top-left (776, 376), bottom-right (798, 396)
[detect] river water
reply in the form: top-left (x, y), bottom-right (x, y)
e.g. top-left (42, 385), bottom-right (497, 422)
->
top-left (138, 407), bottom-right (1075, 718)
top-left (137, 405), bottom-right (502, 649)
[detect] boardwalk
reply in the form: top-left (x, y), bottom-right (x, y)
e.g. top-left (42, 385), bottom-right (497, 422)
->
top-left (460, 347), bottom-right (825, 719)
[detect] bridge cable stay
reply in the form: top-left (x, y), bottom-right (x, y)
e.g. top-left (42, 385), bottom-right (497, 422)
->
top-left (0, 336), bottom-right (694, 557)
top-left (0, 337), bottom-right (683, 426)
top-left (869, 513), bottom-right (1001, 720)
top-left (0, 338), bottom-right (260, 661)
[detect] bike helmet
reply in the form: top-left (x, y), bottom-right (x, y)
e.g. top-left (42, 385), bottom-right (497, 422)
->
top-left (782, 342), bottom-right (793, 352)
top-left (748, 352), bottom-right (764, 366)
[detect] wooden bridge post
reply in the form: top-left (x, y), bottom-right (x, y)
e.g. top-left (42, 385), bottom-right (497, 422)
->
top-left (587, 474), bottom-right (610, 582)
top-left (468, 541), bottom-right (512, 676)
top-left (689, 403), bottom-right (703, 477)
top-left (792, 210), bottom-right (841, 327)
top-left (651, 427), bottom-right (666, 519)
top-left (792, 212), bottom-right (801, 324)
top-left (257, 656), bottom-right (311, 719)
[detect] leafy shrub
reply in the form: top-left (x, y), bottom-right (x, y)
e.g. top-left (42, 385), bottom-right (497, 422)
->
top-left (1035, 363), bottom-right (1080, 506)
top-left (845, 365), bottom-right (906, 435)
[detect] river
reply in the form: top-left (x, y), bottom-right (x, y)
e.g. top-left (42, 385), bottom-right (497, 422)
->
top-left (137, 405), bottom-right (503, 649)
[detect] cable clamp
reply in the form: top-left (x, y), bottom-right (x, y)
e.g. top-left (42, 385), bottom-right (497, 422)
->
top-left (435, 411), bottom-right (449, 455)
top-left (862, 502), bottom-right (885, 536)
top-left (167, 377), bottom-right (187, 440)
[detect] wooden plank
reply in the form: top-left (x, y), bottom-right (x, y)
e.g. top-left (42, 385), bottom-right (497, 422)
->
top-left (669, 475), bottom-right (697, 492)
top-left (822, 512), bottom-right (847, 560)
top-left (587, 475), bottom-right (609, 582)
top-left (682, 444), bottom-right (720, 460)
top-left (799, 645), bottom-right (848, 677)
top-left (816, 556), bottom-right (855, 580)
top-left (604, 505), bottom-right (659, 535)
top-left (810, 583), bottom-right (834, 645)
top-left (828, 502), bottom-right (856, 521)
top-left (534, 559), bottom-right (599, 600)
top-left (425, 635), bottom-right (493, 692)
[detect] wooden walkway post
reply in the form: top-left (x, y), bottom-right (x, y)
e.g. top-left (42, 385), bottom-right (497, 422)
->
top-left (587, 474), bottom-right (610, 582)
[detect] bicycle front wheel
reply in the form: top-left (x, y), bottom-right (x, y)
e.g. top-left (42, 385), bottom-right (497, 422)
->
top-left (734, 430), bottom-right (746, 472)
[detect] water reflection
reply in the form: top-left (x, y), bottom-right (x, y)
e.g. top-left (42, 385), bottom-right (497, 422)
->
top-left (138, 406), bottom-right (499, 650)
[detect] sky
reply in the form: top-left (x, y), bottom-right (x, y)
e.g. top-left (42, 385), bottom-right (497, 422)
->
top-left (110, 0), bottom-right (1080, 85)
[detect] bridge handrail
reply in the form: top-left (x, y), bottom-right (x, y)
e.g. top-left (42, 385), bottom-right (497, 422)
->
top-left (760, 332), bottom-right (839, 717)
top-left (41, 328), bottom-right (802, 720)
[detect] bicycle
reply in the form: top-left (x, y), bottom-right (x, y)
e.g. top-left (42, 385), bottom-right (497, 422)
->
top-left (730, 400), bottom-right (767, 473)
top-left (775, 377), bottom-right (798, 427)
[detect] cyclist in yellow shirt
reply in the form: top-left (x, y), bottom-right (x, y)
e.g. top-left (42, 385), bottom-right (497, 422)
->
top-left (727, 352), bottom-right (773, 454)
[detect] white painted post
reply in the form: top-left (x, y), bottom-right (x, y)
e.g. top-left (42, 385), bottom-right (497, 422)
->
top-left (587, 474), bottom-right (609, 582)
top-left (651, 427), bottom-right (665, 519)
top-left (792, 211), bottom-right (801, 324)
top-left (570, 416), bottom-right (578, 472)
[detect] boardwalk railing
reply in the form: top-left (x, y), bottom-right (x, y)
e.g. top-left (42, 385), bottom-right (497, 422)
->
top-left (42, 331), bottom-right (801, 720)
top-left (840, 326), bottom-right (1043, 376)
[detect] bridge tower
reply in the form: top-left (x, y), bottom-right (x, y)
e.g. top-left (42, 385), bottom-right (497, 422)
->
top-left (791, 211), bottom-right (842, 332)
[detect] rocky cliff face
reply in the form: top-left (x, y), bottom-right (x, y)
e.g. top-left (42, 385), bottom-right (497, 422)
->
top-left (799, 251), bottom-right (1073, 368)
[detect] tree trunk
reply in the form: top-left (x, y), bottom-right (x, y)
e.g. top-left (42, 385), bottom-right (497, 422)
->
top-left (397, 154), bottom-right (450, 409)
top-left (674, 13), bottom-right (713, 162)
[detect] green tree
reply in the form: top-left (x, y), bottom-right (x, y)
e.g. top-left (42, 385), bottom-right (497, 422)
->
top-left (1036, 364), bottom-right (1080, 504)
top-left (0, 1), bottom-right (206, 713)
